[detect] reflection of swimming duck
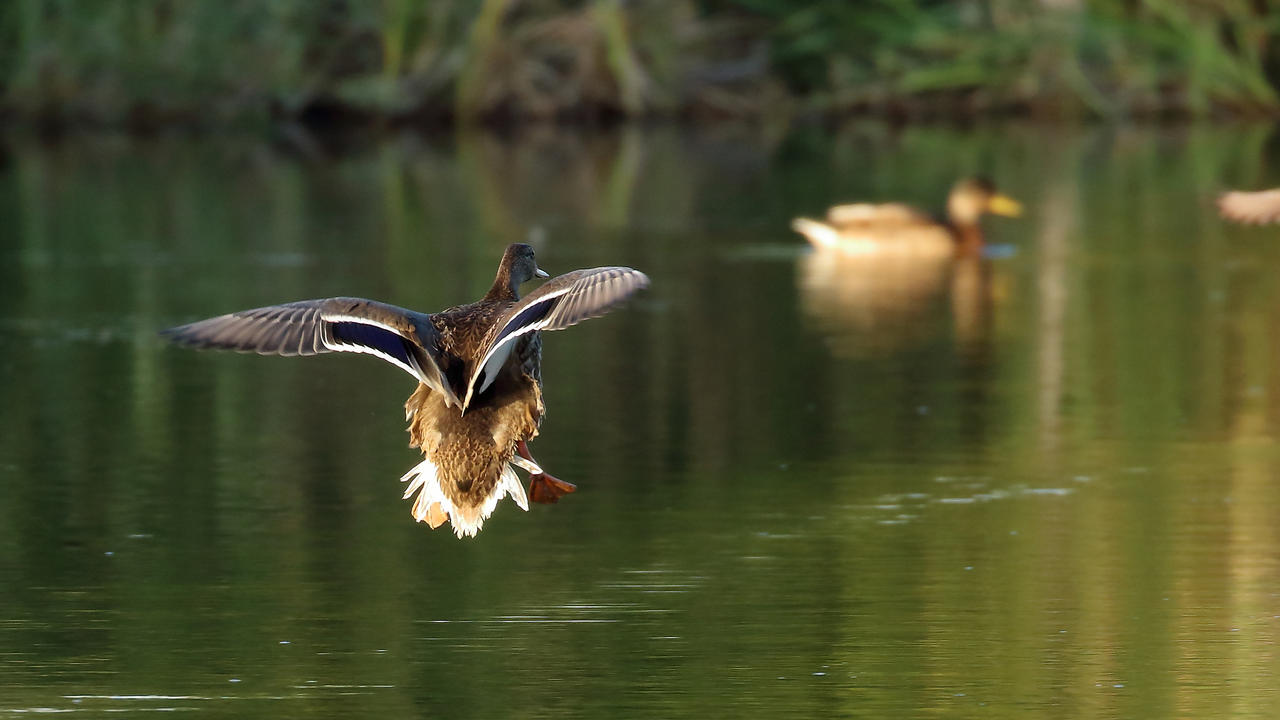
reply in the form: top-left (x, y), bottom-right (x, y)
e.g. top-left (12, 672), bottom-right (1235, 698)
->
top-left (162, 244), bottom-right (649, 537)
top-left (798, 250), bottom-right (949, 354)
top-left (791, 177), bottom-right (1023, 257)
top-left (1217, 189), bottom-right (1280, 225)
top-left (798, 251), bottom-right (997, 357)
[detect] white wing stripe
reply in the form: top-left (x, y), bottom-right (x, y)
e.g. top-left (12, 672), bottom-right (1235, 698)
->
top-left (461, 268), bottom-right (648, 409)
top-left (321, 313), bottom-right (409, 335)
top-left (324, 340), bottom-right (419, 378)
top-left (464, 288), bottom-right (577, 401)
top-left (318, 313), bottom-right (425, 383)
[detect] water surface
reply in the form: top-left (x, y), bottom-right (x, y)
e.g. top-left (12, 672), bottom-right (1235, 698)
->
top-left (1, 124), bottom-right (1279, 717)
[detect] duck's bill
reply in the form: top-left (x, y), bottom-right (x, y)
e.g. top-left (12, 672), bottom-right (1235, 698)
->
top-left (535, 267), bottom-right (550, 278)
top-left (987, 194), bottom-right (1023, 217)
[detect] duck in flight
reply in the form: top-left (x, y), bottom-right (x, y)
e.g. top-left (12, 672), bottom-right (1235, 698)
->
top-left (162, 244), bottom-right (649, 537)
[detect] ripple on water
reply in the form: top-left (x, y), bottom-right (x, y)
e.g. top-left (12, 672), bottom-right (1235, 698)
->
top-left (845, 480), bottom-right (1081, 528)
top-left (412, 566), bottom-right (700, 657)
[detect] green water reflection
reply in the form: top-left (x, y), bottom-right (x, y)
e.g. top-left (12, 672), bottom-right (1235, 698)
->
top-left (1, 124), bottom-right (1279, 718)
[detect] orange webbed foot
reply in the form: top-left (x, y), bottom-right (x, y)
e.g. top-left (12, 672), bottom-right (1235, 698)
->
top-left (516, 439), bottom-right (576, 504)
top-left (529, 472), bottom-right (577, 504)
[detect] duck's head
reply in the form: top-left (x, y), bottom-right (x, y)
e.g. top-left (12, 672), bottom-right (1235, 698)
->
top-left (947, 177), bottom-right (1023, 227)
top-left (504, 243), bottom-right (550, 282)
top-left (491, 243), bottom-right (550, 300)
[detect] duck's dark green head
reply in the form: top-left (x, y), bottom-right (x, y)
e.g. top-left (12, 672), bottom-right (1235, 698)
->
top-left (489, 243), bottom-right (549, 301)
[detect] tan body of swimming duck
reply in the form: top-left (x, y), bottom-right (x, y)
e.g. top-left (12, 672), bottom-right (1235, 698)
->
top-left (1218, 189), bottom-right (1280, 225)
top-left (162, 244), bottom-right (649, 537)
top-left (791, 177), bottom-right (1022, 257)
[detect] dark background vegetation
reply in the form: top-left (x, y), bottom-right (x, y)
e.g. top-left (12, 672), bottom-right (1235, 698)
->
top-left (3, 0), bottom-right (1280, 129)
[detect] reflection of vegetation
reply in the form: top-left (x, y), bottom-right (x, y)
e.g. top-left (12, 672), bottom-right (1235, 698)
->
top-left (4, 1), bottom-right (1280, 126)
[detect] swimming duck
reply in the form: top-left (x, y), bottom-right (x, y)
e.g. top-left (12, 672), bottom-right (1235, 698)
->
top-left (791, 177), bottom-right (1023, 257)
top-left (161, 243), bottom-right (649, 537)
top-left (1218, 189), bottom-right (1280, 225)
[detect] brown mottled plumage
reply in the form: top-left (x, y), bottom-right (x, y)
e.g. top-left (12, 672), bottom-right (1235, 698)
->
top-left (162, 243), bottom-right (649, 537)
top-left (403, 375), bottom-right (540, 533)
top-left (401, 264), bottom-right (547, 532)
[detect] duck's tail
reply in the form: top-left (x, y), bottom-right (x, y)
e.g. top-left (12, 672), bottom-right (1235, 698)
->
top-left (791, 217), bottom-right (842, 250)
top-left (400, 458), bottom-right (530, 538)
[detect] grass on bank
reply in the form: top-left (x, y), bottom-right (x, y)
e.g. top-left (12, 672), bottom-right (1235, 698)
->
top-left (1, 0), bottom-right (1278, 128)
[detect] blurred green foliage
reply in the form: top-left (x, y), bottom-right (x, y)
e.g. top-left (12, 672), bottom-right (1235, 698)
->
top-left (1, 0), bottom-right (1279, 126)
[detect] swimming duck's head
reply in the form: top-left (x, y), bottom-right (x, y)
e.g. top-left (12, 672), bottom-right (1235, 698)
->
top-left (948, 177), bottom-right (1023, 226)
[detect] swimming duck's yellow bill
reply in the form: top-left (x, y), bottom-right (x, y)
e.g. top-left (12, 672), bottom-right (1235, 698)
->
top-left (987, 194), bottom-right (1023, 217)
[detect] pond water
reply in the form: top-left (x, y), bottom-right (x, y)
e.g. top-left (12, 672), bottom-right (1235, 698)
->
top-left (1, 122), bottom-right (1279, 718)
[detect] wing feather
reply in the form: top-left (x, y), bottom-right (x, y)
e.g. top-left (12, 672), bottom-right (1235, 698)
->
top-left (461, 267), bottom-right (649, 409)
top-left (162, 297), bottom-right (463, 407)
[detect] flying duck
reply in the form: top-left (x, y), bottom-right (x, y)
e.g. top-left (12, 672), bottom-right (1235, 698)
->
top-left (162, 243), bottom-right (649, 537)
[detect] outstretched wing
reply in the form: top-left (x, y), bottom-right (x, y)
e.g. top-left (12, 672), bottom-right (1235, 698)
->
top-left (161, 297), bottom-right (463, 408)
top-left (1218, 189), bottom-right (1280, 225)
top-left (462, 267), bottom-right (650, 410)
